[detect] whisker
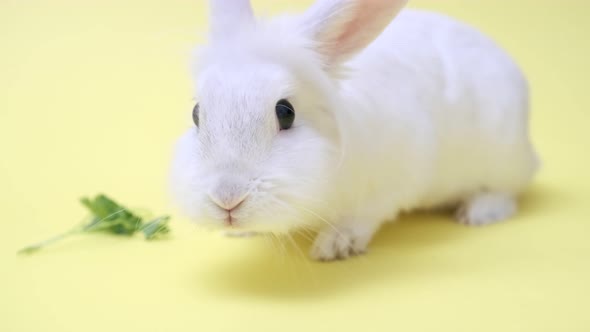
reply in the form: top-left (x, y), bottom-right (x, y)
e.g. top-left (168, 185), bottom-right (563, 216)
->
top-left (292, 204), bottom-right (344, 238)
top-left (271, 233), bottom-right (287, 265)
top-left (263, 233), bottom-right (278, 255)
top-left (265, 233), bottom-right (281, 259)
top-left (266, 196), bottom-right (315, 229)
top-left (266, 195), bottom-right (345, 248)
top-left (295, 229), bottom-right (315, 243)
top-left (287, 233), bottom-right (310, 264)
top-left (286, 233), bottom-right (316, 282)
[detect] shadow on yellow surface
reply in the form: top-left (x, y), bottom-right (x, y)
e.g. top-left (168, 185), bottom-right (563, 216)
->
top-left (194, 183), bottom-right (558, 300)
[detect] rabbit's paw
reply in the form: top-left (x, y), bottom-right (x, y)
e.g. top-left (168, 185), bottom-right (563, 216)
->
top-left (456, 192), bottom-right (516, 226)
top-left (310, 223), bottom-right (375, 261)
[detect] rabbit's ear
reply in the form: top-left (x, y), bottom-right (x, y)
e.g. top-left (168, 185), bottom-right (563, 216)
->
top-left (301, 0), bottom-right (407, 65)
top-left (208, 0), bottom-right (254, 40)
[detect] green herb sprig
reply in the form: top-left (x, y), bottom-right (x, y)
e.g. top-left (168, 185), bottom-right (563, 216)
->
top-left (18, 194), bottom-right (170, 254)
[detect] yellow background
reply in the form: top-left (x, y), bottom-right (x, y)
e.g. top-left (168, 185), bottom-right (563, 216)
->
top-left (2, 0), bottom-right (589, 331)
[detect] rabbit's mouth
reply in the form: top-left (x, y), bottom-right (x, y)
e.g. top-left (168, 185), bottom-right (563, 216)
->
top-left (207, 203), bottom-right (243, 227)
top-left (222, 211), bottom-right (240, 227)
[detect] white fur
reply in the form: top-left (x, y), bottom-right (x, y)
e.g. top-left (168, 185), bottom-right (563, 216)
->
top-left (170, 0), bottom-right (538, 260)
top-left (456, 193), bottom-right (517, 226)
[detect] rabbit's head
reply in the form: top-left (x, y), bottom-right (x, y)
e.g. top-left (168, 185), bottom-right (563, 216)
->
top-left (171, 0), bottom-right (407, 233)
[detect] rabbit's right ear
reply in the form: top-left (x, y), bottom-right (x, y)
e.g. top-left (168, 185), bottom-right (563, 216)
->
top-left (300, 0), bottom-right (407, 66)
top-left (208, 0), bottom-right (254, 40)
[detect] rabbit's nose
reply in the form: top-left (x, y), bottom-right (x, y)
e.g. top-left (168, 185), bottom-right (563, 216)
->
top-left (208, 180), bottom-right (249, 211)
top-left (209, 192), bottom-right (247, 211)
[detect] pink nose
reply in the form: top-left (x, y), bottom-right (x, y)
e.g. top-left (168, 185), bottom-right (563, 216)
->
top-left (208, 192), bottom-right (247, 211)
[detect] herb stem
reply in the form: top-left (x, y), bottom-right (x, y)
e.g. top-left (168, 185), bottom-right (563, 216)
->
top-left (18, 225), bottom-right (84, 254)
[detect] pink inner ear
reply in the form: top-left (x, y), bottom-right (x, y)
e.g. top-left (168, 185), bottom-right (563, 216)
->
top-left (335, 3), bottom-right (369, 48)
top-left (331, 0), bottom-right (406, 60)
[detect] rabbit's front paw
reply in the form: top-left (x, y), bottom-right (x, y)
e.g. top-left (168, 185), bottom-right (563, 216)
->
top-left (310, 224), bottom-right (374, 261)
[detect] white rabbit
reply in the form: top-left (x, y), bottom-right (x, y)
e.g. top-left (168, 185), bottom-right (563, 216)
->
top-left (170, 0), bottom-right (539, 261)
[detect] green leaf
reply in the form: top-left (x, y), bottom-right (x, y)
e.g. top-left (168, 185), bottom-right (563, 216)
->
top-left (18, 194), bottom-right (171, 254)
top-left (80, 194), bottom-right (144, 236)
top-left (80, 194), bottom-right (141, 221)
top-left (141, 216), bottom-right (171, 240)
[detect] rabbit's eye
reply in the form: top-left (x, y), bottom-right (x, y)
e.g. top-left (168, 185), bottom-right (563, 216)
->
top-left (192, 103), bottom-right (200, 127)
top-left (275, 99), bottom-right (295, 130)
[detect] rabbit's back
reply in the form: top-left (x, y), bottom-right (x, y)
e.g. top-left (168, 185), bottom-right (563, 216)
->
top-left (341, 10), bottom-right (537, 210)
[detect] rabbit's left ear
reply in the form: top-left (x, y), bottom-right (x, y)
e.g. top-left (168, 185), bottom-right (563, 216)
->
top-left (208, 0), bottom-right (254, 40)
top-left (301, 0), bottom-right (408, 66)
